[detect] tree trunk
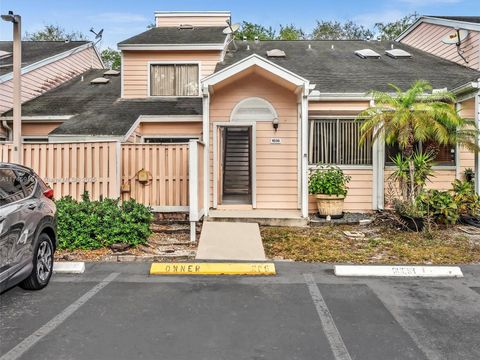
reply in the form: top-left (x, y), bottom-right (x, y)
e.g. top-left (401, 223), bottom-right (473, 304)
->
top-left (409, 159), bottom-right (415, 204)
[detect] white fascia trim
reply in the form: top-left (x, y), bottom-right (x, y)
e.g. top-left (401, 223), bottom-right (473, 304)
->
top-left (118, 44), bottom-right (225, 51)
top-left (1, 115), bottom-right (73, 122)
top-left (308, 93), bottom-right (372, 101)
top-left (203, 53), bottom-right (308, 88)
top-left (137, 115), bottom-right (203, 122)
top-left (92, 44), bottom-right (106, 69)
top-left (451, 81), bottom-right (479, 96)
top-left (0, 42), bottom-right (94, 83)
top-left (154, 11), bottom-right (231, 17)
top-left (397, 16), bottom-right (480, 42)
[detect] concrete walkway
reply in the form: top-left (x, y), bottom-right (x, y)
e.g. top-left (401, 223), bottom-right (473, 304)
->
top-left (196, 221), bottom-right (266, 261)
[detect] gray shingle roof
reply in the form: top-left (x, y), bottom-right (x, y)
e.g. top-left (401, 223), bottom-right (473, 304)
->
top-left (0, 41), bottom-right (90, 76)
top-left (2, 69), bottom-right (202, 136)
top-left (118, 27), bottom-right (226, 46)
top-left (216, 40), bottom-right (480, 93)
top-left (428, 16), bottom-right (480, 24)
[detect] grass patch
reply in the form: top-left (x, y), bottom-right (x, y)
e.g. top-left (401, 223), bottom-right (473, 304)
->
top-left (261, 225), bottom-right (480, 264)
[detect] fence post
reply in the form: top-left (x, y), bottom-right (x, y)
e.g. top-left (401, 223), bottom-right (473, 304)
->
top-left (189, 140), bottom-right (199, 242)
top-left (115, 141), bottom-right (122, 199)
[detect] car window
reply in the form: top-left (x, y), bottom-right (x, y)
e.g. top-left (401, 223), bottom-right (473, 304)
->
top-left (0, 168), bottom-right (24, 206)
top-left (16, 171), bottom-right (37, 197)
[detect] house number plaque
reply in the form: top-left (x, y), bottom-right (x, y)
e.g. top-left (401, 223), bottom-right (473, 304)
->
top-left (270, 138), bottom-right (281, 144)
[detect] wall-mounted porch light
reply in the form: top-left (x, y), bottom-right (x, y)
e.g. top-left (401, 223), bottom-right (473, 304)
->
top-left (272, 118), bottom-right (279, 132)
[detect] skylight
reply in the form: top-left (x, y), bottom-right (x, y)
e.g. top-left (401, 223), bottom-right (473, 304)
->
top-left (354, 49), bottom-right (381, 59)
top-left (266, 49), bottom-right (286, 58)
top-left (104, 69), bottom-right (120, 76)
top-left (90, 77), bottom-right (110, 84)
top-left (385, 49), bottom-right (412, 59)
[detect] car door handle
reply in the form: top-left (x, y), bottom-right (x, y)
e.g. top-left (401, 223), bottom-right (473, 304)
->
top-left (27, 204), bottom-right (36, 210)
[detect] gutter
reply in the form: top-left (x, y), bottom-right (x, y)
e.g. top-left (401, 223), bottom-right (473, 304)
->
top-left (308, 92), bottom-right (373, 101)
top-left (117, 43), bottom-right (225, 51)
top-left (0, 42), bottom-right (96, 84)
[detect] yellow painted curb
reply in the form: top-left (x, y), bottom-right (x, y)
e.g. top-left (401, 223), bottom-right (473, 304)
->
top-left (150, 262), bottom-right (276, 276)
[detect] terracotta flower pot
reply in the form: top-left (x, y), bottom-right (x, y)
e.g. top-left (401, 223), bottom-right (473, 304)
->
top-left (315, 194), bottom-right (345, 218)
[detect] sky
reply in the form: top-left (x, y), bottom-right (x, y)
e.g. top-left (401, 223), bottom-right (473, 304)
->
top-left (1, 0), bottom-right (479, 49)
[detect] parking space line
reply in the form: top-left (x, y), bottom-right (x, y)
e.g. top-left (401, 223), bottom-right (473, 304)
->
top-left (0, 272), bottom-right (120, 360)
top-left (303, 273), bottom-right (352, 360)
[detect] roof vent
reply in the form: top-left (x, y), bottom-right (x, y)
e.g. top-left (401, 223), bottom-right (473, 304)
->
top-left (254, 36), bottom-right (259, 43)
top-left (385, 49), bottom-right (412, 58)
top-left (266, 49), bottom-right (286, 58)
top-left (308, 44), bottom-right (312, 50)
top-left (355, 49), bottom-right (381, 59)
top-left (90, 77), bottom-right (110, 84)
top-left (64, 39), bottom-right (70, 43)
top-left (0, 50), bottom-right (12, 59)
top-left (178, 24), bottom-right (194, 30)
top-left (104, 69), bottom-right (120, 76)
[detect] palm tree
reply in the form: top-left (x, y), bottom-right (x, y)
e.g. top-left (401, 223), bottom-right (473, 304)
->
top-left (358, 80), bottom-right (478, 203)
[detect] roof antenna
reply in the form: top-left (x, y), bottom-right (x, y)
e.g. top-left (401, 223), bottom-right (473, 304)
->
top-left (223, 19), bottom-right (240, 51)
top-left (90, 28), bottom-right (104, 45)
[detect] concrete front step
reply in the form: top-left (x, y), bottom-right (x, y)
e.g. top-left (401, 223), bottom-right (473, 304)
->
top-left (206, 210), bottom-right (308, 227)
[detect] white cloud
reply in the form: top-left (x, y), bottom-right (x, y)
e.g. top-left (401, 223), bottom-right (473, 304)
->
top-left (88, 12), bottom-right (149, 24)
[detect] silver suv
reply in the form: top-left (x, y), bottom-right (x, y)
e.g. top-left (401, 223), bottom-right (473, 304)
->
top-left (0, 163), bottom-right (56, 292)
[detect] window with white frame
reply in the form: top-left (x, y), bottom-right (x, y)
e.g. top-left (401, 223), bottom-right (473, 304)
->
top-left (309, 119), bottom-right (372, 165)
top-left (150, 64), bottom-right (199, 96)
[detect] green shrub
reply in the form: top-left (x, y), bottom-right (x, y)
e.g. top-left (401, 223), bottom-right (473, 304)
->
top-left (452, 179), bottom-right (480, 216)
top-left (417, 190), bottom-right (459, 224)
top-left (56, 193), bottom-right (153, 250)
top-left (308, 165), bottom-right (351, 196)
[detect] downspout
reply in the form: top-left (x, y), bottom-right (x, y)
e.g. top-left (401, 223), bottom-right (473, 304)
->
top-left (475, 89), bottom-right (480, 194)
top-left (2, 120), bottom-right (12, 141)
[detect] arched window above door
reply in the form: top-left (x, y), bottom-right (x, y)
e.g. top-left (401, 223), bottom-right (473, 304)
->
top-left (230, 97), bottom-right (278, 122)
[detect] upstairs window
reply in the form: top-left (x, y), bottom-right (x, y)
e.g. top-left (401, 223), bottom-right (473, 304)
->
top-left (150, 64), bottom-right (199, 96)
top-left (309, 119), bottom-right (372, 166)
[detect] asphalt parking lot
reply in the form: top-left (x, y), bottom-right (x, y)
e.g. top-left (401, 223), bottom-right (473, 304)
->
top-left (1, 262), bottom-right (480, 360)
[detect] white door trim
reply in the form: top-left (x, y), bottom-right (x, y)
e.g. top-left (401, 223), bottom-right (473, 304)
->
top-left (213, 122), bottom-right (256, 208)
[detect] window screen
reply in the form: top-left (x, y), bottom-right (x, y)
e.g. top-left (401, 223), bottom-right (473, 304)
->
top-left (385, 142), bottom-right (455, 166)
top-left (309, 119), bottom-right (372, 165)
top-left (150, 64), bottom-right (199, 96)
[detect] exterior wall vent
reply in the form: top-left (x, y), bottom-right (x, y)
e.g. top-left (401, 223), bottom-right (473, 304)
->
top-left (90, 77), bottom-right (110, 84)
top-left (385, 49), bottom-right (412, 58)
top-left (266, 49), bottom-right (286, 57)
top-left (178, 24), bottom-right (194, 30)
top-left (354, 49), bottom-right (381, 59)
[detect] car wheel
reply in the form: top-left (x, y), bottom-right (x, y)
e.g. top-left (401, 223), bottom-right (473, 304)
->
top-left (19, 233), bottom-right (54, 290)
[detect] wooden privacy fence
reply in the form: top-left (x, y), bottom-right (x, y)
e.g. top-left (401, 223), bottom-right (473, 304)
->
top-left (0, 141), bottom-right (203, 220)
top-left (121, 143), bottom-right (189, 210)
top-left (0, 142), bottom-right (120, 200)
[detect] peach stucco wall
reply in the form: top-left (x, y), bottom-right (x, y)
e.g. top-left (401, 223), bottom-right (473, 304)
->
top-left (140, 122), bottom-right (202, 137)
top-left (401, 22), bottom-right (480, 70)
top-left (0, 46), bottom-right (103, 114)
top-left (155, 14), bottom-right (230, 28)
top-left (122, 50), bottom-right (222, 98)
top-left (209, 71), bottom-right (299, 210)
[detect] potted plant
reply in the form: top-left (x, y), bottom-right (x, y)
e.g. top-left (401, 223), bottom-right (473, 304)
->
top-left (309, 165), bottom-right (351, 218)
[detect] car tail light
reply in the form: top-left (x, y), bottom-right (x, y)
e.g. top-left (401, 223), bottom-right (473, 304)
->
top-left (43, 188), bottom-right (54, 199)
